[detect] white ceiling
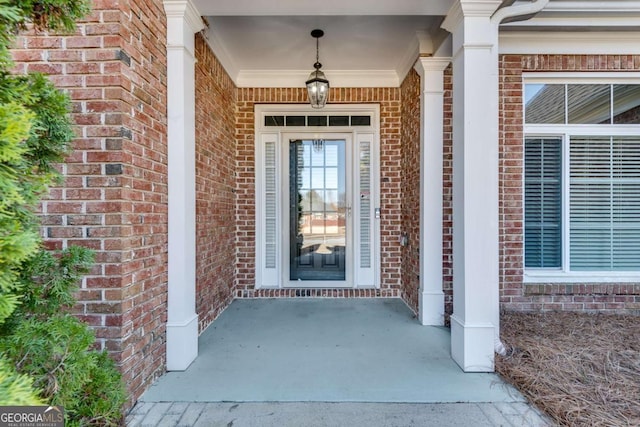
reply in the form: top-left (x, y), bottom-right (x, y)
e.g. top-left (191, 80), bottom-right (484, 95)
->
top-left (191, 0), bottom-right (640, 88)
top-left (193, 0), bottom-right (454, 87)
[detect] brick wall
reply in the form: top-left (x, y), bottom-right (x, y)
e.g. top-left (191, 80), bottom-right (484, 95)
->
top-left (499, 54), bottom-right (640, 313)
top-left (235, 88), bottom-right (403, 297)
top-left (194, 34), bottom-right (236, 331)
top-left (400, 69), bottom-right (421, 312)
top-left (12, 0), bottom-right (169, 405)
top-left (442, 66), bottom-right (453, 319)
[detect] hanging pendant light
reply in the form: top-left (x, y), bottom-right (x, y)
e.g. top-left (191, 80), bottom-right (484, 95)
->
top-left (306, 29), bottom-right (330, 109)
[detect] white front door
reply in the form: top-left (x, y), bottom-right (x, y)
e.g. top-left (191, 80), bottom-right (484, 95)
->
top-left (255, 105), bottom-right (380, 289)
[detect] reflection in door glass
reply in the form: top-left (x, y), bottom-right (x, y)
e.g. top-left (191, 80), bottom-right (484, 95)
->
top-left (290, 139), bottom-right (346, 281)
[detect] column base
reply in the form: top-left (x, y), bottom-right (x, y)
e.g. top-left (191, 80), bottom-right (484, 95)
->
top-left (166, 314), bottom-right (198, 371)
top-left (450, 314), bottom-right (495, 372)
top-left (419, 290), bottom-right (445, 326)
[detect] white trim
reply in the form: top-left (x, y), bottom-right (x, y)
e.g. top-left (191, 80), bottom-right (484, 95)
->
top-left (523, 72), bottom-right (640, 84)
top-left (532, 1), bottom-right (640, 13)
top-left (194, 0), bottom-right (452, 16)
top-left (524, 271), bottom-right (640, 284)
top-left (500, 32), bottom-right (640, 55)
top-left (450, 315), bottom-right (495, 372)
top-left (255, 133), bottom-right (280, 288)
top-left (525, 125), bottom-right (640, 135)
top-left (502, 16), bottom-right (640, 29)
top-left (354, 131), bottom-right (380, 288)
top-left (448, 12), bottom-right (500, 372)
top-left (523, 73), bottom-right (640, 279)
top-left (396, 36), bottom-right (420, 86)
top-left (163, 0), bottom-right (201, 371)
top-left (414, 57), bottom-right (450, 327)
top-left (254, 104), bottom-right (381, 289)
top-left (492, 0), bottom-right (549, 25)
top-left (166, 315), bottom-right (198, 370)
top-left (202, 20), bottom-right (239, 84)
top-left (236, 70), bottom-right (400, 88)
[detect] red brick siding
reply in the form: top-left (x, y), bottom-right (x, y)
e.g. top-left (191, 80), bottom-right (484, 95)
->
top-left (118, 0), bottom-right (168, 403)
top-left (442, 65), bottom-right (453, 319)
top-left (235, 88), bottom-right (403, 296)
top-left (499, 54), bottom-right (640, 314)
top-left (194, 34), bottom-right (236, 331)
top-left (12, 0), bottom-right (169, 406)
top-left (400, 68), bottom-right (421, 313)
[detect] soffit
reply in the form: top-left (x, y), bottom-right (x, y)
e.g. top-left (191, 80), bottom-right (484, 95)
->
top-left (191, 0), bottom-right (640, 87)
top-left (192, 0), bottom-right (452, 87)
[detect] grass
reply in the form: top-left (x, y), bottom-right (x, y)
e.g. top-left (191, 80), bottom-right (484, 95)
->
top-left (496, 311), bottom-right (640, 426)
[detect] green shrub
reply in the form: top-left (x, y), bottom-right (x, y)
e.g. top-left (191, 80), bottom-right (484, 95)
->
top-left (0, 358), bottom-right (42, 405)
top-left (1, 247), bottom-right (127, 426)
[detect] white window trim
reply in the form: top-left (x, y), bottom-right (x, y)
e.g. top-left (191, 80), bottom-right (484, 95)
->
top-left (523, 73), bottom-right (640, 283)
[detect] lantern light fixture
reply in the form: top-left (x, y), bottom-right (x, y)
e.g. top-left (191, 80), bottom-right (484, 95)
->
top-left (306, 29), bottom-right (330, 109)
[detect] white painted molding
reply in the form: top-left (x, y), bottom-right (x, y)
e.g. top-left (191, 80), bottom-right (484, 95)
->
top-left (522, 72), bottom-right (640, 83)
top-left (235, 69), bottom-right (400, 88)
top-left (500, 31), bottom-right (640, 55)
top-left (166, 315), bottom-right (198, 370)
top-left (414, 56), bottom-right (450, 327)
top-left (164, 0), bottom-right (202, 372)
top-left (492, 0), bottom-right (549, 25)
top-left (416, 30), bottom-right (434, 55)
top-left (201, 20), bottom-right (239, 82)
top-left (415, 57), bottom-right (451, 74)
top-left (450, 315), bottom-right (495, 372)
top-left (396, 36), bottom-right (420, 86)
top-left (540, 1), bottom-right (640, 12)
top-left (193, 0), bottom-right (452, 16)
top-left (459, 0), bottom-right (503, 17)
top-left (502, 15), bottom-right (640, 29)
top-left (441, 1), bottom-right (463, 33)
top-left (164, 0), bottom-right (205, 37)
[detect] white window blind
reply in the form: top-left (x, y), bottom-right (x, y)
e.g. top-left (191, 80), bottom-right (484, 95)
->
top-left (359, 141), bottom-right (371, 268)
top-left (264, 141), bottom-right (277, 268)
top-left (569, 136), bottom-right (640, 271)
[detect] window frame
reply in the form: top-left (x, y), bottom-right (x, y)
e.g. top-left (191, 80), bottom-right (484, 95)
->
top-left (522, 73), bottom-right (640, 283)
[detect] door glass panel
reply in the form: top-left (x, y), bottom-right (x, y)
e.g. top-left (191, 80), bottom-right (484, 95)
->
top-left (290, 139), bottom-right (346, 281)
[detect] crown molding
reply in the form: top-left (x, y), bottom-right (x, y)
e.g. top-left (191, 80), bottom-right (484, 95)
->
top-left (541, 1), bottom-right (640, 12)
top-left (235, 69), bottom-right (400, 88)
top-left (202, 23), bottom-right (239, 82)
top-left (500, 31), bottom-right (640, 54)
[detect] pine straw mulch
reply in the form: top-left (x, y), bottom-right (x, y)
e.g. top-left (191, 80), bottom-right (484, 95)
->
top-left (496, 311), bottom-right (640, 427)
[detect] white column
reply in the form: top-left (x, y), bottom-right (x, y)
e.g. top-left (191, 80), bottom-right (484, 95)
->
top-left (163, 0), bottom-right (204, 371)
top-left (441, 0), bottom-right (502, 372)
top-left (414, 57), bottom-right (451, 326)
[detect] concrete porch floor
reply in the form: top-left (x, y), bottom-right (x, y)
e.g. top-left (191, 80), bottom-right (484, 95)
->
top-left (129, 298), bottom-right (550, 426)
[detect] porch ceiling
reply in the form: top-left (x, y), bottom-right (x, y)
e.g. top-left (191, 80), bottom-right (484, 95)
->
top-left (191, 0), bottom-right (640, 88)
top-left (192, 0), bottom-right (453, 87)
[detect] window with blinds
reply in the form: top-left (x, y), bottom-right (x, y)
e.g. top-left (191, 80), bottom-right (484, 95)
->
top-left (524, 80), bottom-right (640, 274)
top-left (524, 138), bottom-right (562, 268)
top-left (569, 136), bottom-right (640, 271)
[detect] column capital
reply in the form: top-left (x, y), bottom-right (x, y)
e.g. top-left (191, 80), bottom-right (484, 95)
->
top-left (414, 57), bottom-right (452, 75)
top-left (164, 0), bottom-right (205, 36)
top-left (442, 0), bottom-right (502, 33)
